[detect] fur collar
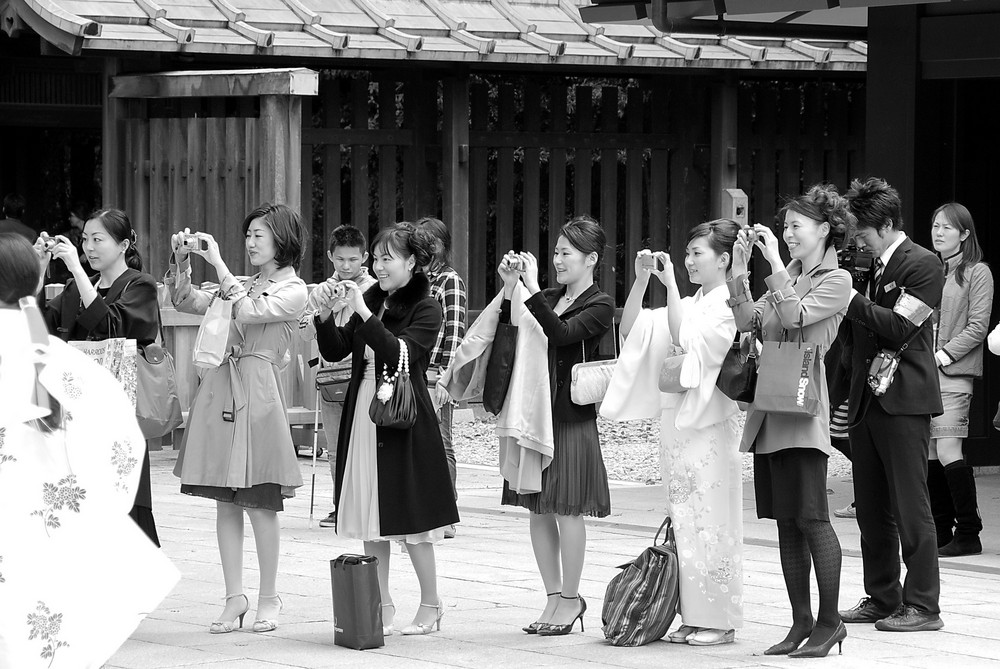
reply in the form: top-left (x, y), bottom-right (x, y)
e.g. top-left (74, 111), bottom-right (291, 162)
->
top-left (363, 272), bottom-right (431, 320)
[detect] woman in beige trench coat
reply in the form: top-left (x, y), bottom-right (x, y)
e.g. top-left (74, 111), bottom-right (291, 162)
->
top-left (167, 203), bottom-right (308, 636)
top-left (727, 185), bottom-right (853, 658)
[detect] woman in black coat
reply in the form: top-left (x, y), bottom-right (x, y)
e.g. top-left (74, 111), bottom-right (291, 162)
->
top-left (36, 207), bottom-right (161, 546)
top-left (314, 222), bottom-right (460, 637)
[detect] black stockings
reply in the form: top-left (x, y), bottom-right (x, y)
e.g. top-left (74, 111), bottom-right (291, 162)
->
top-left (776, 518), bottom-right (842, 639)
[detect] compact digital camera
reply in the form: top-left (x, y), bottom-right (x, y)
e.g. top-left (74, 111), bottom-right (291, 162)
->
top-left (639, 254), bottom-right (661, 271)
top-left (39, 232), bottom-right (57, 251)
top-left (331, 282), bottom-right (347, 299)
top-left (181, 233), bottom-right (206, 252)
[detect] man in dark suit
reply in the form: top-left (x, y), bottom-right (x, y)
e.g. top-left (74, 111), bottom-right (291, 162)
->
top-left (0, 193), bottom-right (34, 241)
top-left (839, 177), bottom-right (945, 632)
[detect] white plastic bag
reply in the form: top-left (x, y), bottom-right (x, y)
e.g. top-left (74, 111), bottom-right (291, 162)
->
top-left (192, 292), bottom-right (232, 369)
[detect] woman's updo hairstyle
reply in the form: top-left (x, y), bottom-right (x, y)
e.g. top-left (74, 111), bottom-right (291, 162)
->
top-left (372, 222), bottom-right (435, 272)
top-left (0, 232), bottom-right (42, 304)
top-left (687, 218), bottom-right (741, 270)
top-left (415, 217), bottom-right (451, 266)
top-left (559, 215), bottom-right (607, 277)
top-left (89, 207), bottom-right (143, 271)
top-left (781, 184), bottom-right (853, 251)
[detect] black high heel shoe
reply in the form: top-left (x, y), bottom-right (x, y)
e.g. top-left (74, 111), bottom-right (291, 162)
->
top-left (788, 621), bottom-right (847, 658)
top-left (538, 595), bottom-right (586, 636)
top-left (523, 591), bottom-right (561, 634)
top-left (764, 620), bottom-right (814, 656)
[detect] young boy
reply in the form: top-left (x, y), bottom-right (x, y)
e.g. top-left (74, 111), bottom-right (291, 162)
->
top-left (299, 225), bottom-right (377, 528)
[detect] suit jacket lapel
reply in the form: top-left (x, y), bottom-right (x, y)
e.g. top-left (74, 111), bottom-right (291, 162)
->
top-left (877, 238), bottom-right (911, 302)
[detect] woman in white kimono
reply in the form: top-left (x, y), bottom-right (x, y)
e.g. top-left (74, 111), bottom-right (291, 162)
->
top-left (616, 219), bottom-right (743, 646)
top-left (167, 204), bottom-right (307, 635)
top-left (0, 233), bottom-right (178, 668)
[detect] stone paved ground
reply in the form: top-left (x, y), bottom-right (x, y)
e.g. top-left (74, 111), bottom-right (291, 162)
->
top-left (107, 450), bottom-right (1000, 669)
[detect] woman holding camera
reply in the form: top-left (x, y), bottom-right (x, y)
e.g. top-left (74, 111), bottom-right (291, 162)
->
top-left (928, 203), bottom-right (993, 558)
top-left (35, 208), bottom-right (162, 547)
top-left (167, 203), bottom-right (308, 635)
top-left (614, 219), bottom-right (743, 647)
top-left (497, 216), bottom-right (615, 637)
top-left (313, 222), bottom-right (459, 637)
top-left (727, 185), bottom-right (853, 657)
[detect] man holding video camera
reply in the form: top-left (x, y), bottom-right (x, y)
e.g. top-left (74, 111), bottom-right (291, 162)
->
top-left (837, 177), bottom-right (944, 633)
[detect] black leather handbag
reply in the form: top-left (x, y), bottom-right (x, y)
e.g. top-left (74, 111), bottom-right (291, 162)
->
top-left (483, 322), bottom-right (517, 415)
top-left (716, 319), bottom-right (759, 403)
top-left (369, 340), bottom-right (417, 429)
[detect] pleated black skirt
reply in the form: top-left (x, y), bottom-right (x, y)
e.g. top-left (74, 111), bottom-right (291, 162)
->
top-left (501, 419), bottom-right (611, 518)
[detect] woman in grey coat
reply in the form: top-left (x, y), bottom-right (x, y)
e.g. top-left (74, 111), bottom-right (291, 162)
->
top-left (928, 202), bottom-right (993, 558)
top-left (727, 185), bottom-right (853, 658)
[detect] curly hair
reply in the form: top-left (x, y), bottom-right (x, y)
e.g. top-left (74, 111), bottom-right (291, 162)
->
top-left (780, 183), bottom-right (855, 251)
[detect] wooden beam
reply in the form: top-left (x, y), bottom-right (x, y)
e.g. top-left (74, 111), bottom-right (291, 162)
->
top-left (259, 94), bottom-right (303, 210)
top-left (442, 75), bottom-right (470, 294)
top-left (102, 57), bottom-right (127, 208)
top-left (709, 75), bottom-right (738, 219)
top-left (111, 68), bottom-right (319, 99)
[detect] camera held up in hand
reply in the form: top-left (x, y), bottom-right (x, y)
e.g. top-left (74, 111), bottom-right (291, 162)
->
top-left (39, 232), bottom-right (57, 252)
top-left (181, 233), bottom-right (206, 252)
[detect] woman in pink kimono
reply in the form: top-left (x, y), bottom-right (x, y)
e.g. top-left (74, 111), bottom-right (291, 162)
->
top-left (615, 219), bottom-right (744, 647)
top-left (167, 204), bottom-right (308, 636)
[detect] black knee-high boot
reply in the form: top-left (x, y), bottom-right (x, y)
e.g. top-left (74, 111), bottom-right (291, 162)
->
top-left (940, 460), bottom-right (983, 557)
top-left (927, 459), bottom-right (955, 548)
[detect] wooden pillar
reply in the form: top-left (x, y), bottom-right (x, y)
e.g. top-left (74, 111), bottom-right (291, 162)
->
top-left (259, 94), bottom-right (302, 211)
top-left (442, 74), bottom-right (470, 288)
top-left (866, 6), bottom-right (920, 234)
top-left (709, 75), bottom-right (738, 219)
top-left (102, 57), bottom-right (127, 207)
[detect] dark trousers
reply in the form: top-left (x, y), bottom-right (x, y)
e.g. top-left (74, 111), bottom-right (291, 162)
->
top-left (849, 400), bottom-right (940, 615)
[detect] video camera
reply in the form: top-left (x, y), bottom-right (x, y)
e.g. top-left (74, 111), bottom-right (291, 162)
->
top-left (838, 244), bottom-right (874, 284)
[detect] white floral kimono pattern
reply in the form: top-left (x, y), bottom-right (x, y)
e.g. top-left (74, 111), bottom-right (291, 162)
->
top-left (603, 286), bottom-right (744, 631)
top-left (0, 307), bottom-right (179, 669)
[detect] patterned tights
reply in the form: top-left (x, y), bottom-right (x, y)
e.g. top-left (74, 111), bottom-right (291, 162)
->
top-left (776, 518), bottom-right (843, 633)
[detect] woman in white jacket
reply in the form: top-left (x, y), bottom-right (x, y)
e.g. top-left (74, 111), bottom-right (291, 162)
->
top-left (614, 219), bottom-right (743, 647)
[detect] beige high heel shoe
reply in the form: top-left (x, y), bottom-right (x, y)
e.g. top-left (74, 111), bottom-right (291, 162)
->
top-left (209, 594), bottom-right (249, 634)
top-left (400, 601), bottom-right (444, 635)
top-left (382, 603), bottom-right (396, 636)
top-left (252, 594), bottom-right (283, 633)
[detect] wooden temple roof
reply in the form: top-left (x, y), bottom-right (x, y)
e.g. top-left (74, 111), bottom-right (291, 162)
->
top-left (4, 0), bottom-right (867, 69)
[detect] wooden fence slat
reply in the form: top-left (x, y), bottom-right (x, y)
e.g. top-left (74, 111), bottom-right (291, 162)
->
top-left (469, 83), bottom-right (490, 307)
top-left (804, 84), bottom-right (826, 188)
top-left (378, 80), bottom-right (398, 229)
top-left (322, 80), bottom-right (342, 273)
top-left (599, 86), bottom-right (619, 303)
top-left (523, 81), bottom-right (541, 259)
top-left (624, 88), bottom-right (644, 291)
top-left (648, 82), bottom-right (669, 307)
top-left (224, 117), bottom-right (244, 275)
top-left (187, 117), bottom-right (207, 279)
top-left (402, 77), bottom-right (423, 224)
top-left (668, 82), bottom-right (694, 294)
top-left (497, 84), bottom-right (516, 263)
top-left (574, 86), bottom-right (593, 216)
top-left (205, 117), bottom-right (228, 275)
top-left (350, 79), bottom-right (370, 233)
top-left (547, 86), bottom-right (568, 288)
top-left (829, 88), bottom-right (851, 190)
top-left (245, 116), bottom-right (259, 276)
top-left (300, 96), bottom-right (315, 281)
